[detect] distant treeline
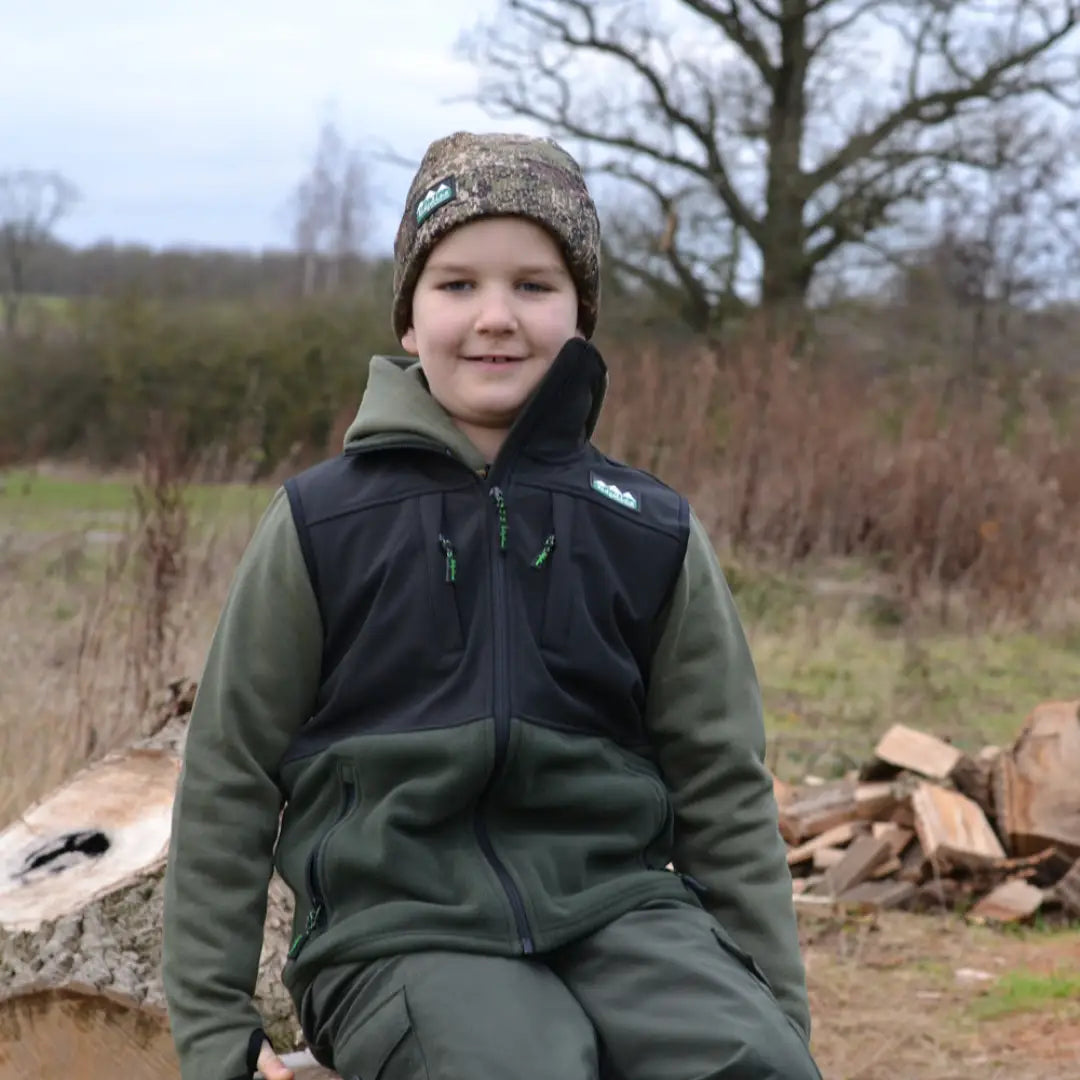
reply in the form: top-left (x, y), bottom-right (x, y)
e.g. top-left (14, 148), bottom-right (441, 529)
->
top-left (20, 238), bottom-right (389, 303)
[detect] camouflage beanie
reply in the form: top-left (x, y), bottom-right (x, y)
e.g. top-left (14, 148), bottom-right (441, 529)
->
top-left (392, 132), bottom-right (601, 340)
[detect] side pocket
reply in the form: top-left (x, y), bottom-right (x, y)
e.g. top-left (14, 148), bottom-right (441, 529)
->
top-left (710, 924), bottom-right (776, 1001)
top-left (345, 987), bottom-right (429, 1080)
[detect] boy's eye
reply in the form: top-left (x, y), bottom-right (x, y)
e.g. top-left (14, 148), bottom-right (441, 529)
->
top-left (518, 281), bottom-right (552, 293)
top-left (438, 280), bottom-right (473, 292)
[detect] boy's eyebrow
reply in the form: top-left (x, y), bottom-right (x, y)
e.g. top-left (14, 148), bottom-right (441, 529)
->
top-left (426, 261), bottom-right (569, 276)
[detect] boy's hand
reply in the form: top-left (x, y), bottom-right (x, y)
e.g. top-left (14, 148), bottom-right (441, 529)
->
top-left (256, 1040), bottom-right (295, 1080)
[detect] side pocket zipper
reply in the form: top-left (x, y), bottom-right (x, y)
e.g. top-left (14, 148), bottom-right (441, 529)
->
top-left (289, 775), bottom-right (357, 960)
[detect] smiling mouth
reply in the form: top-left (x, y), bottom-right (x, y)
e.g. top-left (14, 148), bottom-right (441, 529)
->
top-left (465, 356), bottom-right (527, 364)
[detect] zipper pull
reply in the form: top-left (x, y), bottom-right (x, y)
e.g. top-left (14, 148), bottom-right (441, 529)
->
top-left (288, 903), bottom-right (322, 959)
top-left (532, 533), bottom-right (556, 569)
top-left (438, 534), bottom-right (457, 583)
top-left (490, 487), bottom-right (509, 552)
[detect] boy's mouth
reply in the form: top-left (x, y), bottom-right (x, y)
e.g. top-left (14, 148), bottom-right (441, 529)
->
top-left (465, 355), bottom-right (526, 365)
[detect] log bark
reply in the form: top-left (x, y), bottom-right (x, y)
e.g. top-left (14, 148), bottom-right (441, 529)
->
top-left (0, 708), bottom-right (318, 1079)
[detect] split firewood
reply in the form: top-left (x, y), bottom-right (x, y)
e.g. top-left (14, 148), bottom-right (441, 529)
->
top-left (812, 848), bottom-right (846, 872)
top-left (868, 855), bottom-right (903, 880)
top-left (993, 700), bottom-right (1080, 858)
top-left (777, 780), bottom-right (858, 845)
top-left (855, 782), bottom-right (901, 820)
top-left (968, 878), bottom-right (1045, 924)
top-left (837, 879), bottom-right (917, 912)
top-left (786, 821), bottom-right (868, 867)
top-left (911, 782), bottom-right (1005, 871)
top-left (871, 824), bottom-right (914, 857)
top-left (822, 835), bottom-right (895, 897)
top-left (872, 724), bottom-right (971, 782)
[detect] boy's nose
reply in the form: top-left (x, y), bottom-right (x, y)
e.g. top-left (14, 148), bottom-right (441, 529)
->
top-left (473, 288), bottom-right (518, 333)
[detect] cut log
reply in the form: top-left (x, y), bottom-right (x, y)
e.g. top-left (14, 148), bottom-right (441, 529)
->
top-left (822, 835), bottom-right (895, 897)
top-left (911, 782), bottom-right (1005, 871)
top-left (0, 716), bottom-right (313, 1078)
top-left (0, 983), bottom-right (179, 1080)
top-left (968, 879), bottom-right (1044, 924)
top-left (873, 724), bottom-right (966, 781)
top-left (777, 780), bottom-right (858, 844)
top-left (993, 700), bottom-right (1080, 858)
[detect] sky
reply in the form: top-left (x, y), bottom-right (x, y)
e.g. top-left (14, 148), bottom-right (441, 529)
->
top-left (0, 0), bottom-right (534, 255)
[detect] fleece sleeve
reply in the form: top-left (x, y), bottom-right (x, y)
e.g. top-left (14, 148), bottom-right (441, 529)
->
top-left (162, 487), bottom-right (323, 1080)
top-left (644, 509), bottom-right (811, 1040)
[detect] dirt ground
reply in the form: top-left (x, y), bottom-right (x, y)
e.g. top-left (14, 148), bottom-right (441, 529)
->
top-left (801, 908), bottom-right (1080, 1080)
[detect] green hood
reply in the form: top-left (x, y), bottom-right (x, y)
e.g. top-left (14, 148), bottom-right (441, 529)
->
top-left (342, 356), bottom-right (485, 468)
top-left (344, 351), bottom-right (608, 464)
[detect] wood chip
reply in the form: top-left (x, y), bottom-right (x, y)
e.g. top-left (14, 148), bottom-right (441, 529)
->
top-left (912, 782), bottom-right (1005, 871)
top-left (823, 835), bottom-right (895, 897)
top-left (969, 878), bottom-right (1044, 923)
top-left (874, 724), bottom-right (965, 780)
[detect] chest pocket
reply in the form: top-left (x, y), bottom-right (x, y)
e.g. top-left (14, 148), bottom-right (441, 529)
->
top-left (416, 492), bottom-right (465, 657)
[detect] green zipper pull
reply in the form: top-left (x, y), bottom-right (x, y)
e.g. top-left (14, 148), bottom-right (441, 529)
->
top-left (438, 534), bottom-right (458, 583)
top-left (490, 487), bottom-right (509, 552)
top-left (288, 903), bottom-right (322, 959)
top-left (532, 533), bottom-right (556, 569)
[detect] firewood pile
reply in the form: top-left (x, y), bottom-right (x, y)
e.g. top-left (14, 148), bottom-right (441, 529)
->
top-left (775, 700), bottom-right (1080, 924)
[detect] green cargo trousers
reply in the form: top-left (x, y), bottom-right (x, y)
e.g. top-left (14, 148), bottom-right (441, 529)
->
top-left (301, 900), bottom-right (822, 1080)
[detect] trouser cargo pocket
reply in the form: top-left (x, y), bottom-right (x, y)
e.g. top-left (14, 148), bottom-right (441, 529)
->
top-left (337, 986), bottom-right (429, 1080)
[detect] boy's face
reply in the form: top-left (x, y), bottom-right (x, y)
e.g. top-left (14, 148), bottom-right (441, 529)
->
top-left (401, 217), bottom-right (581, 451)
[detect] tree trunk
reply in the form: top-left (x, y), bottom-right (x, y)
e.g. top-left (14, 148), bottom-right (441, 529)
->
top-left (0, 685), bottom-right (337, 1079)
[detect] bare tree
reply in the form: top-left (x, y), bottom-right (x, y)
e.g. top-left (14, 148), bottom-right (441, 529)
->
top-left (0, 170), bottom-right (79, 336)
top-left (292, 121), bottom-right (371, 297)
top-left (462, 0), bottom-right (1080, 332)
top-left (893, 109), bottom-right (1080, 374)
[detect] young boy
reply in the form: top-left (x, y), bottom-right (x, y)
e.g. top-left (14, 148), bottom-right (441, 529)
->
top-left (163, 132), bottom-right (821, 1080)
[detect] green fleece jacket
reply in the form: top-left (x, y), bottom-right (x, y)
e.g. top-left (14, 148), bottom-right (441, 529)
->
top-left (162, 356), bottom-right (808, 1080)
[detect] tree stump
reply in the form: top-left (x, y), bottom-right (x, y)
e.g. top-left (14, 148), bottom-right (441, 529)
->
top-left (0, 692), bottom-right (336, 1079)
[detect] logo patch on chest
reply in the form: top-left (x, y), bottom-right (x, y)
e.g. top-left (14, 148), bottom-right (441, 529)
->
top-left (590, 473), bottom-right (640, 512)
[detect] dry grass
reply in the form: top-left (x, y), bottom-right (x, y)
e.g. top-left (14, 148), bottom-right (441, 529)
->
top-left (596, 332), bottom-right (1080, 625)
top-left (0, 472), bottom-right (263, 828)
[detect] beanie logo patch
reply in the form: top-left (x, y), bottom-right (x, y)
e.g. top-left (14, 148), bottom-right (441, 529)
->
top-left (590, 473), bottom-right (640, 512)
top-left (416, 177), bottom-right (457, 225)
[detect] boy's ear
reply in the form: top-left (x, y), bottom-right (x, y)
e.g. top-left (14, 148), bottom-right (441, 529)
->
top-left (401, 327), bottom-right (418, 355)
